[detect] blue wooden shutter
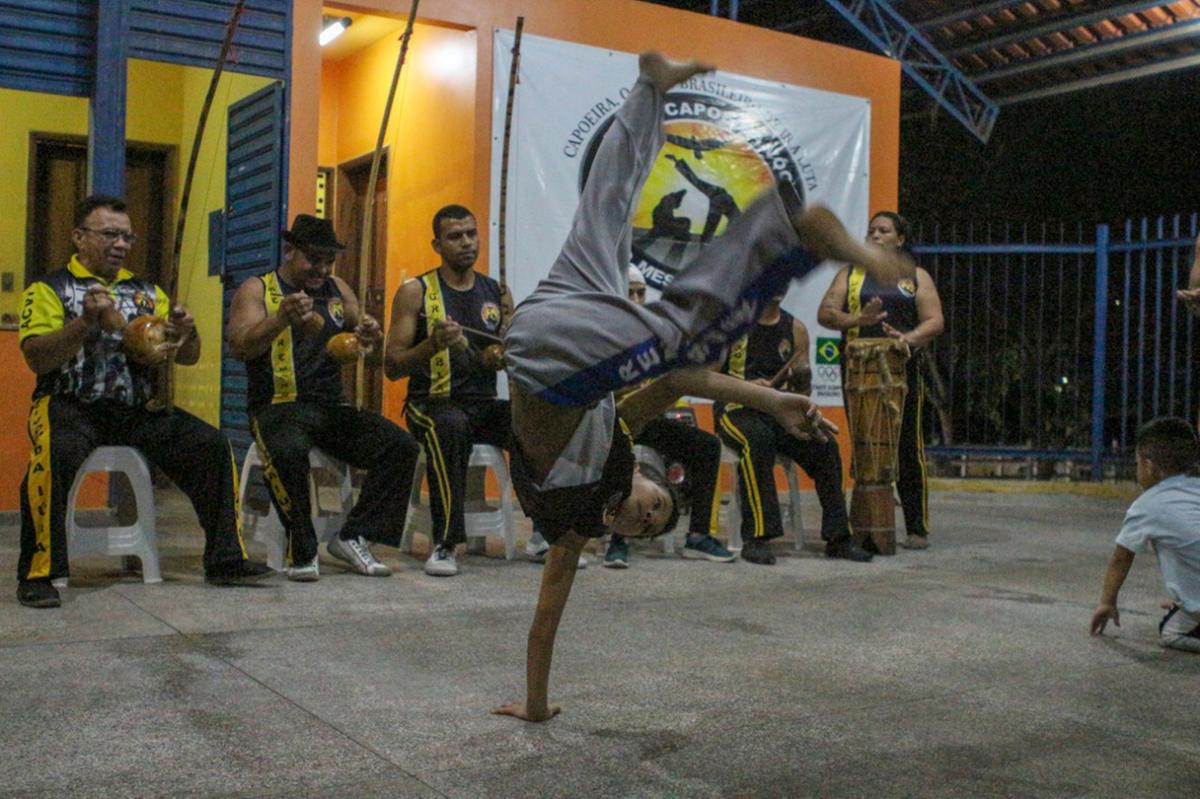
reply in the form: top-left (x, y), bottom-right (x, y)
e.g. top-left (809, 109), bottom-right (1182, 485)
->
top-left (128, 0), bottom-right (290, 80)
top-left (0, 0), bottom-right (94, 96)
top-left (221, 80), bottom-right (285, 463)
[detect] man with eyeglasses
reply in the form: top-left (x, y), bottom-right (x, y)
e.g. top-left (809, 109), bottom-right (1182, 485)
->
top-left (226, 214), bottom-right (419, 582)
top-left (15, 194), bottom-right (271, 608)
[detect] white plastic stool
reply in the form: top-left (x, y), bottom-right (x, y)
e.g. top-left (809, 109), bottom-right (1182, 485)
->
top-left (403, 444), bottom-right (516, 560)
top-left (720, 445), bottom-right (804, 552)
top-left (633, 445), bottom-right (678, 553)
top-left (239, 442), bottom-right (354, 571)
top-left (62, 446), bottom-right (161, 585)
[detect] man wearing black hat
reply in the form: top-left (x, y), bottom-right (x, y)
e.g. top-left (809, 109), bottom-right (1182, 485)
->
top-left (227, 214), bottom-right (420, 581)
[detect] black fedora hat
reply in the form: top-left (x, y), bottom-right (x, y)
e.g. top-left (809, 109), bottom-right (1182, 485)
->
top-left (282, 214), bottom-right (345, 252)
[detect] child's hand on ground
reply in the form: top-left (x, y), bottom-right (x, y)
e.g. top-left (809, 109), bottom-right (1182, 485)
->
top-left (1090, 604), bottom-right (1119, 635)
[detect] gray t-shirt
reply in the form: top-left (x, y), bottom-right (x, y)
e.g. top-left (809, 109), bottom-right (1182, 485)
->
top-left (1115, 474), bottom-right (1200, 613)
top-left (539, 395), bottom-right (615, 490)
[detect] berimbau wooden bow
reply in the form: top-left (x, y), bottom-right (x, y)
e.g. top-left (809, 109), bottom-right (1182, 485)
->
top-left (355, 1), bottom-right (420, 409)
top-left (148, 0), bottom-right (247, 411)
top-left (496, 16), bottom-right (525, 326)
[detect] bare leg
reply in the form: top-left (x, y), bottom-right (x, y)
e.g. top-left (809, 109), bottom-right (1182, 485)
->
top-left (639, 51), bottom-right (713, 94)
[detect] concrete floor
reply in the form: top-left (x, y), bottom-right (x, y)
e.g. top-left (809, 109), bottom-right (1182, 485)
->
top-left (1, 488), bottom-right (1197, 798)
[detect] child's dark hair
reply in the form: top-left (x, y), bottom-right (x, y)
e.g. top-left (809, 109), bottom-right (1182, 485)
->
top-left (1135, 416), bottom-right (1200, 475)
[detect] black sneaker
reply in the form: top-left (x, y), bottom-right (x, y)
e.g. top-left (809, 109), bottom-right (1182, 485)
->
top-left (17, 580), bottom-right (61, 608)
top-left (741, 538), bottom-right (776, 565)
top-left (603, 535), bottom-right (630, 569)
top-left (826, 537), bottom-right (874, 562)
top-left (205, 559), bottom-right (274, 586)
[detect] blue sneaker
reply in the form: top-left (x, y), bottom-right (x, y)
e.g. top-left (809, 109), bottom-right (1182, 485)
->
top-left (603, 536), bottom-right (630, 569)
top-left (683, 534), bottom-right (737, 563)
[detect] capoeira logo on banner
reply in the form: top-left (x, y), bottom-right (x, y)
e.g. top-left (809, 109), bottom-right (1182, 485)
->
top-left (491, 31), bottom-right (871, 405)
top-left (577, 85), bottom-right (814, 290)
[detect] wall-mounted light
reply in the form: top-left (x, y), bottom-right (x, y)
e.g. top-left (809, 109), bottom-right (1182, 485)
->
top-left (320, 15), bottom-right (352, 47)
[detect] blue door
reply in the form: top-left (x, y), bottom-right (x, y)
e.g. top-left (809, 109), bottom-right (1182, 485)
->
top-left (220, 80), bottom-right (286, 463)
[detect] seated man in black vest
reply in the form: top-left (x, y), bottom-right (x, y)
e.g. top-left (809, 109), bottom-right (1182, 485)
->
top-left (385, 205), bottom-right (513, 577)
top-left (16, 194), bottom-right (270, 608)
top-left (718, 294), bottom-right (872, 565)
top-left (227, 214), bottom-right (419, 582)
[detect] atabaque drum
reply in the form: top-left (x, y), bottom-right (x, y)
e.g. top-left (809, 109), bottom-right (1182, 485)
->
top-left (843, 337), bottom-right (910, 555)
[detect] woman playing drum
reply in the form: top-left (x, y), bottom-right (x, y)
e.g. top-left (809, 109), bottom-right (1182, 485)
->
top-left (817, 211), bottom-right (945, 551)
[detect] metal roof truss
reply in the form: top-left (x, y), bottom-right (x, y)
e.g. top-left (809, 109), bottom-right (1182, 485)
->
top-left (820, 0), bottom-right (1000, 142)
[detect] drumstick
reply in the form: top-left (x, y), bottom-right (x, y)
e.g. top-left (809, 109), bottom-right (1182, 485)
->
top-left (769, 348), bottom-right (808, 388)
top-left (454, 324), bottom-right (505, 345)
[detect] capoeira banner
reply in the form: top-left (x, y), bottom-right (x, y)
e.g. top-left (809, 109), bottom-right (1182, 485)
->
top-left (490, 31), bottom-right (871, 406)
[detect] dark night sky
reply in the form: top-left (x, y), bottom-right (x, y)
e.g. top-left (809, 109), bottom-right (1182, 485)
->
top-left (898, 68), bottom-right (1200, 229)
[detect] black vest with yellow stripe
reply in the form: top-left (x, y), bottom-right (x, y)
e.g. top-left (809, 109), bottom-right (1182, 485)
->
top-left (246, 271), bottom-right (347, 412)
top-left (842, 264), bottom-right (919, 343)
top-left (407, 268), bottom-right (503, 402)
top-left (717, 309), bottom-right (795, 416)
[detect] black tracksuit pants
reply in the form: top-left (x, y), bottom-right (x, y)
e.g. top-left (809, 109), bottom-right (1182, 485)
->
top-left (19, 395), bottom-right (247, 581)
top-left (896, 368), bottom-right (930, 537)
top-left (717, 406), bottom-right (849, 543)
top-left (404, 398), bottom-right (511, 549)
top-left (252, 401), bottom-right (419, 565)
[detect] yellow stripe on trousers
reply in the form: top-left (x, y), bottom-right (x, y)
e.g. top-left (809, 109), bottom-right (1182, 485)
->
top-left (706, 452), bottom-right (722, 536)
top-left (251, 418), bottom-right (296, 563)
top-left (405, 404), bottom-right (454, 542)
top-left (719, 414), bottom-right (765, 539)
top-left (25, 396), bottom-right (53, 580)
top-left (226, 440), bottom-right (248, 558)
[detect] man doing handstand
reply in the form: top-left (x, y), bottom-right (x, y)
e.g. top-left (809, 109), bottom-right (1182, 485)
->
top-left (493, 52), bottom-right (909, 722)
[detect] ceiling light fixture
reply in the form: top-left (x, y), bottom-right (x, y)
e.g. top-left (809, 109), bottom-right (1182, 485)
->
top-left (320, 15), bottom-right (352, 47)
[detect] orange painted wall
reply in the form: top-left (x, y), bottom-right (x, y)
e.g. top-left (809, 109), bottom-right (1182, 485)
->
top-left (0, 334), bottom-right (106, 511)
top-left (0, 335), bottom-right (37, 511)
top-left (305, 0), bottom-right (899, 490)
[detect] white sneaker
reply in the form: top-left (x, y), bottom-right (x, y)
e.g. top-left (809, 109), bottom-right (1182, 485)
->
top-left (525, 541), bottom-right (550, 563)
top-left (327, 536), bottom-right (392, 577)
top-left (287, 556), bottom-right (320, 582)
top-left (524, 540), bottom-right (587, 569)
top-left (424, 545), bottom-right (459, 577)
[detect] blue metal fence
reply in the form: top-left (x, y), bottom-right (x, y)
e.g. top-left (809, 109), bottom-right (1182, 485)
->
top-left (912, 213), bottom-right (1198, 480)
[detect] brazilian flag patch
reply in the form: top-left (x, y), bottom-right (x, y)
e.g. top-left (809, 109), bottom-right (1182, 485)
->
top-left (815, 337), bottom-right (841, 365)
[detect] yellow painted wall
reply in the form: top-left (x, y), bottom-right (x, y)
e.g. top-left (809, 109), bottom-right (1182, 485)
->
top-left (0, 88), bottom-right (89, 324)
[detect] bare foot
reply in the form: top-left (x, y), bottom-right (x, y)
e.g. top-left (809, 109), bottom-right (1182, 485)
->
top-left (639, 51), bottom-right (713, 93)
top-left (791, 206), bottom-right (914, 286)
